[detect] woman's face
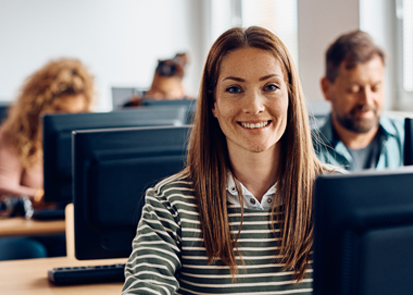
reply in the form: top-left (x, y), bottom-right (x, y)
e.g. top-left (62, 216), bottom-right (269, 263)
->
top-left (212, 47), bottom-right (289, 157)
top-left (51, 93), bottom-right (89, 114)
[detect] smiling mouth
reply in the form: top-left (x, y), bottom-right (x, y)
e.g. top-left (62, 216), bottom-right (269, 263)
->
top-left (238, 121), bottom-right (271, 129)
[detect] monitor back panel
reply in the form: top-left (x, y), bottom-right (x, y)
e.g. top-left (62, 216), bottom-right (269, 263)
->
top-left (73, 125), bottom-right (191, 260)
top-left (43, 106), bottom-right (187, 203)
top-left (313, 168), bottom-right (413, 295)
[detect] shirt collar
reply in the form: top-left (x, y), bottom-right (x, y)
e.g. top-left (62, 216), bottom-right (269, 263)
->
top-left (319, 114), bottom-right (397, 147)
top-left (226, 171), bottom-right (277, 209)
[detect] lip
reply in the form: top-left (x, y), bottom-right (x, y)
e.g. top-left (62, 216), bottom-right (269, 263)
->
top-left (237, 120), bottom-right (272, 129)
top-left (353, 109), bottom-right (374, 118)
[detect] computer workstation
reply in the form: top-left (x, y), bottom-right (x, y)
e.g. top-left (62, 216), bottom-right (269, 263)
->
top-left (46, 125), bottom-right (191, 285)
top-left (313, 167), bottom-right (413, 295)
top-left (40, 106), bottom-right (187, 222)
top-left (141, 98), bottom-right (197, 124)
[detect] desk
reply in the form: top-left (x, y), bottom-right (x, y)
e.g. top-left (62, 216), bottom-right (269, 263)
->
top-left (0, 217), bottom-right (65, 236)
top-left (0, 256), bottom-right (126, 295)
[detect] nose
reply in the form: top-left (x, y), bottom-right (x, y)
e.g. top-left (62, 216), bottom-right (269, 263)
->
top-left (242, 90), bottom-right (265, 114)
top-left (358, 87), bottom-right (374, 105)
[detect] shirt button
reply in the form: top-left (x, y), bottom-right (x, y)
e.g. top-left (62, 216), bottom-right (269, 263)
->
top-left (267, 198), bottom-right (273, 203)
top-left (250, 198), bottom-right (256, 205)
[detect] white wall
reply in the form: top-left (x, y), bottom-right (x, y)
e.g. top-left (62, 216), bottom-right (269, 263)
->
top-left (0, 0), bottom-right (205, 111)
top-left (1, 0), bottom-right (400, 111)
top-left (297, 0), bottom-right (398, 111)
top-left (297, 0), bottom-right (360, 102)
top-left (360, 0), bottom-right (397, 110)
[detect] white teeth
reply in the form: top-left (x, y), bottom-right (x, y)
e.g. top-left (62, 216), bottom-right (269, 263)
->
top-left (241, 121), bottom-right (269, 129)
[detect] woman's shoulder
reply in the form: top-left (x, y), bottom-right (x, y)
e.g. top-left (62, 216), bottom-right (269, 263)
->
top-left (0, 127), bottom-right (16, 153)
top-left (147, 171), bottom-right (195, 200)
top-left (144, 171), bottom-right (198, 214)
top-left (152, 171), bottom-right (193, 190)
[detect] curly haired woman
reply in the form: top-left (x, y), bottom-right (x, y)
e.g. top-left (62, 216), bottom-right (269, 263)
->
top-left (0, 58), bottom-right (95, 260)
top-left (0, 57), bottom-right (94, 205)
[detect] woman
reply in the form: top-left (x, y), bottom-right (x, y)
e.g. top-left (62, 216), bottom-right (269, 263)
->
top-left (0, 58), bottom-right (94, 260)
top-left (0, 57), bottom-right (94, 207)
top-left (122, 26), bottom-right (333, 294)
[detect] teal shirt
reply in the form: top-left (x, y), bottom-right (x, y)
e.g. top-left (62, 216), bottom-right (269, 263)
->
top-left (313, 115), bottom-right (405, 171)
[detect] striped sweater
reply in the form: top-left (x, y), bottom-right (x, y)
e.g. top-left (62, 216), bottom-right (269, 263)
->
top-left (122, 173), bottom-right (313, 295)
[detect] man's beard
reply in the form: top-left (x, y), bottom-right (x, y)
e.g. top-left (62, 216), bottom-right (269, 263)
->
top-left (336, 104), bottom-right (380, 133)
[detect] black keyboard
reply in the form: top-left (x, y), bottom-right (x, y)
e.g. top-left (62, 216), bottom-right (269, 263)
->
top-left (48, 263), bottom-right (125, 285)
top-left (31, 208), bottom-right (66, 220)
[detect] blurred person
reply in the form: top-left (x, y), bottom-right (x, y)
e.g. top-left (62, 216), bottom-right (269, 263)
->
top-left (314, 30), bottom-right (404, 171)
top-left (0, 57), bottom-right (95, 260)
top-left (123, 53), bottom-right (193, 107)
top-left (122, 26), bottom-right (339, 295)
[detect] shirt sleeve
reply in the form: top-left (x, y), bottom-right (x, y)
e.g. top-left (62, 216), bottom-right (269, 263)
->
top-left (122, 187), bottom-right (182, 295)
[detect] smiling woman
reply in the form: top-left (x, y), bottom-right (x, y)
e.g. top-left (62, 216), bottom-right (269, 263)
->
top-left (213, 47), bottom-right (289, 158)
top-left (122, 26), bottom-right (337, 295)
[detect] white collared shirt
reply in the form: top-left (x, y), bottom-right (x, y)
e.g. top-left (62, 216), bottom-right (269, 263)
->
top-left (226, 172), bottom-right (278, 209)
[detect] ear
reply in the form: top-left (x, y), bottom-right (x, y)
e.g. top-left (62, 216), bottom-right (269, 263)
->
top-left (211, 104), bottom-right (217, 118)
top-left (320, 77), bottom-right (333, 102)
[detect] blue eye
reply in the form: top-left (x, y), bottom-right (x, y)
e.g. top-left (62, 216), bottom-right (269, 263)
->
top-left (226, 86), bottom-right (242, 93)
top-left (264, 84), bottom-right (279, 91)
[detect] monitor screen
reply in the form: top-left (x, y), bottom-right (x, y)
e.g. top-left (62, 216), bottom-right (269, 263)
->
top-left (313, 167), bottom-right (413, 295)
top-left (72, 125), bottom-right (191, 260)
top-left (43, 106), bottom-right (187, 203)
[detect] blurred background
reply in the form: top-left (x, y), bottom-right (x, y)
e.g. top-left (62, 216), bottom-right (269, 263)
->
top-left (0, 0), bottom-right (411, 112)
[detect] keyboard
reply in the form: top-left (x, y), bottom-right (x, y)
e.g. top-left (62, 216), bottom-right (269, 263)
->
top-left (48, 263), bottom-right (125, 285)
top-left (31, 208), bottom-right (66, 220)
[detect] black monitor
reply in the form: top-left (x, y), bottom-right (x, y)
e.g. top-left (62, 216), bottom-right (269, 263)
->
top-left (313, 167), bottom-right (413, 295)
top-left (404, 117), bottom-right (413, 165)
top-left (0, 102), bottom-right (10, 125)
top-left (43, 106), bottom-right (187, 203)
top-left (72, 125), bottom-right (191, 260)
top-left (141, 98), bottom-right (197, 124)
top-left (111, 86), bottom-right (144, 109)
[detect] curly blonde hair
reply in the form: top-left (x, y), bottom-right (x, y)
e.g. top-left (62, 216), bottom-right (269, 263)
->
top-left (1, 58), bottom-right (95, 170)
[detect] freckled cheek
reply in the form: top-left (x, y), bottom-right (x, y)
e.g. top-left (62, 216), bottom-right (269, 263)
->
top-left (215, 101), bottom-right (238, 120)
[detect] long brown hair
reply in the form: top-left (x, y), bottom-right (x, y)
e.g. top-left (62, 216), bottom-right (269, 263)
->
top-left (186, 26), bottom-right (325, 280)
top-left (1, 58), bottom-right (95, 170)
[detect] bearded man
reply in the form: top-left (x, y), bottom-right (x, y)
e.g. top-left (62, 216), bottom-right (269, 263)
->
top-left (314, 30), bottom-right (404, 171)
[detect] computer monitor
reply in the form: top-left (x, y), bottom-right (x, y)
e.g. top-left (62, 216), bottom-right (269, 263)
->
top-left (0, 102), bottom-right (10, 125)
top-left (72, 125), bottom-right (191, 260)
top-left (313, 167), bottom-right (413, 295)
top-left (111, 86), bottom-right (144, 109)
top-left (141, 98), bottom-right (197, 124)
top-left (404, 117), bottom-right (413, 165)
top-left (43, 106), bottom-right (187, 203)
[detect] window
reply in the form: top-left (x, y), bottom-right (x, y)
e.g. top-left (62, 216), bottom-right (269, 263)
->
top-left (233, 0), bottom-right (298, 65)
top-left (400, 0), bottom-right (413, 91)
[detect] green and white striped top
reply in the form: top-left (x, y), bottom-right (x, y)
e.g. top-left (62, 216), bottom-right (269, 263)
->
top-left (122, 173), bottom-right (313, 295)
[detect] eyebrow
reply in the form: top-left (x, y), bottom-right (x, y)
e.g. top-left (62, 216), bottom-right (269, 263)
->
top-left (222, 74), bottom-right (282, 82)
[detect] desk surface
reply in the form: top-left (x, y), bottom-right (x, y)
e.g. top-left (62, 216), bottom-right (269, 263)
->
top-left (0, 256), bottom-right (126, 295)
top-left (0, 217), bottom-right (65, 236)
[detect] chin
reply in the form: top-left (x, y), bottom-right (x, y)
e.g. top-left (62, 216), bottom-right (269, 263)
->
top-left (247, 143), bottom-right (272, 153)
